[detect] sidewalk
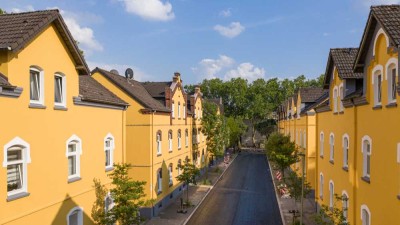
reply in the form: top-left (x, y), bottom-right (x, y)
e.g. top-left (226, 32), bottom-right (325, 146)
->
top-left (145, 152), bottom-right (237, 225)
top-left (267, 161), bottom-right (317, 225)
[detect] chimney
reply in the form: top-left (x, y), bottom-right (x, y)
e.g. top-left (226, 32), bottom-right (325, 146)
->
top-left (173, 72), bottom-right (181, 83)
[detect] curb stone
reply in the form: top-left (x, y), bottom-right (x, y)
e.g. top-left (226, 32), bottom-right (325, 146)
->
top-left (266, 156), bottom-right (286, 225)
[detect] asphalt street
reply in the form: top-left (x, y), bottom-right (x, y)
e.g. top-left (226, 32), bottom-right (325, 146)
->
top-left (187, 152), bottom-right (283, 225)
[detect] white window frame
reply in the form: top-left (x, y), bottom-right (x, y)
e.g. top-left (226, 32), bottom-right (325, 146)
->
top-left (178, 102), bottom-right (181, 118)
top-left (372, 65), bottom-right (383, 106)
top-left (183, 104), bottom-right (186, 119)
top-left (361, 135), bottom-right (372, 179)
top-left (185, 129), bottom-right (188, 147)
top-left (168, 164), bottom-right (173, 185)
top-left (29, 67), bottom-right (45, 105)
top-left (157, 132), bottom-right (162, 155)
top-left (3, 137), bottom-right (31, 198)
top-left (343, 134), bottom-right (349, 169)
top-left (168, 131), bottom-right (173, 152)
top-left (104, 192), bottom-right (114, 213)
top-left (361, 204), bottom-right (371, 225)
top-left (54, 72), bottom-right (67, 107)
top-left (178, 130), bottom-right (182, 149)
top-left (339, 83), bottom-right (344, 112)
top-left (67, 206), bottom-right (83, 225)
top-left (320, 132), bottom-right (324, 157)
top-left (178, 159), bottom-right (182, 175)
top-left (157, 169), bottom-right (162, 193)
top-left (333, 86), bottom-right (338, 113)
top-left (342, 191), bottom-right (349, 222)
top-left (66, 135), bottom-right (82, 181)
top-left (319, 173), bottom-right (324, 200)
top-left (330, 133), bottom-right (335, 163)
top-left (171, 102), bottom-right (175, 118)
top-left (386, 58), bottom-right (398, 104)
top-left (329, 180), bottom-right (334, 209)
top-left (104, 133), bottom-right (115, 171)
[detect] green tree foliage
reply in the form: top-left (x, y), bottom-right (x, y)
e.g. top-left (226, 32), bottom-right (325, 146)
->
top-left (92, 163), bottom-right (149, 225)
top-left (314, 194), bottom-right (350, 225)
top-left (286, 170), bottom-right (311, 201)
top-left (0, 8), bottom-right (7, 14)
top-left (176, 160), bottom-right (200, 203)
top-left (226, 116), bottom-right (247, 148)
top-left (265, 132), bottom-right (298, 177)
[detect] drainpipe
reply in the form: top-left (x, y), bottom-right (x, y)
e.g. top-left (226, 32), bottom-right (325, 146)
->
top-left (352, 104), bottom-right (358, 225)
top-left (151, 110), bottom-right (156, 217)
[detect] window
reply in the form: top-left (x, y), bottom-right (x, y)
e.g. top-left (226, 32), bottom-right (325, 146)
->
top-left (66, 135), bottom-right (82, 181)
top-left (333, 87), bottom-right (338, 113)
top-left (330, 133), bottom-right (334, 163)
top-left (329, 180), bottom-right (334, 209)
top-left (183, 104), bottom-right (186, 119)
top-left (362, 136), bottom-right (372, 180)
top-left (192, 129), bottom-right (197, 145)
top-left (373, 66), bottom-right (383, 106)
top-left (3, 137), bottom-right (31, 198)
top-left (168, 131), bottom-right (173, 152)
top-left (387, 60), bottom-right (397, 103)
top-left (157, 131), bottom-right (162, 155)
top-left (168, 164), bottom-right (173, 186)
top-left (104, 134), bottom-right (114, 170)
top-left (30, 67), bottom-right (44, 105)
top-left (157, 169), bottom-right (162, 194)
top-left (342, 191), bottom-right (349, 222)
top-left (171, 103), bottom-right (175, 118)
top-left (361, 205), bottom-right (371, 225)
top-left (178, 130), bottom-right (182, 149)
top-left (319, 173), bottom-right (324, 200)
top-left (54, 73), bottom-right (66, 107)
top-left (343, 135), bottom-right (349, 169)
top-left (105, 193), bottom-right (114, 212)
top-left (339, 84), bottom-right (344, 112)
top-left (178, 102), bottom-right (181, 118)
top-left (67, 207), bottom-right (83, 225)
top-left (185, 129), bottom-right (188, 147)
top-left (320, 132), bottom-right (324, 157)
top-left (177, 159), bottom-right (182, 175)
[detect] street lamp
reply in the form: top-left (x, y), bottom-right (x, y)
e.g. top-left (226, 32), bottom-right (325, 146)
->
top-left (298, 152), bottom-right (306, 225)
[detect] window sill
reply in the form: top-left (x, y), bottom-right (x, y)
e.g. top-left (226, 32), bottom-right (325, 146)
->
top-left (386, 102), bottom-right (397, 108)
top-left (397, 195), bottom-right (400, 200)
top-left (169, 150), bottom-right (173, 153)
top-left (29, 103), bottom-right (46, 109)
top-left (329, 160), bottom-right (334, 164)
top-left (157, 191), bottom-right (162, 195)
top-left (7, 192), bottom-right (30, 202)
top-left (157, 153), bottom-right (162, 157)
top-left (68, 177), bottom-right (81, 183)
top-left (320, 155), bottom-right (324, 159)
top-left (169, 183), bottom-right (173, 187)
top-left (333, 112), bottom-right (338, 115)
top-left (178, 147), bottom-right (181, 150)
top-left (54, 105), bottom-right (68, 111)
top-left (339, 111), bottom-right (344, 114)
top-left (342, 166), bottom-right (348, 172)
top-left (105, 167), bottom-right (114, 172)
top-left (372, 105), bottom-right (382, 110)
top-left (361, 176), bottom-right (370, 183)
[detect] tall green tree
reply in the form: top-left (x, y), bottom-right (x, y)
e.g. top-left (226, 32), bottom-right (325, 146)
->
top-left (226, 116), bottom-right (247, 149)
top-left (176, 160), bottom-right (200, 204)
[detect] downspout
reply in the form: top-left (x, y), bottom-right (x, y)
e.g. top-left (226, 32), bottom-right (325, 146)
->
top-left (352, 104), bottom-right (358, 225)
top-left (151, 110), bottom-right (156, 216)
top-left (315, 110), bottom-right (319, 212)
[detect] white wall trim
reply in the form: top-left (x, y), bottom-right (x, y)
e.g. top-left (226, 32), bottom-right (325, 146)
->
top-left (360, 204), bottom-right (371, 222)
top-left (371, 64), bottom-right (383, 85)
top-left (66, 206), bottom-right (84, 225)
top-left (385, 57), bottom-right (398, 80)
top-left (373, 28), bottom-right (389, 56)
top-left (3, 137), bottom-right (31, 167)
top-left (361, 135), bottom-right (372, 154)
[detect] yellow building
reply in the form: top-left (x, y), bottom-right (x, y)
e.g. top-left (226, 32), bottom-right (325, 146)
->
top-left (92, 69), bottom-right (206, 217)
top-left (0, 10), bottom-right (128, 225)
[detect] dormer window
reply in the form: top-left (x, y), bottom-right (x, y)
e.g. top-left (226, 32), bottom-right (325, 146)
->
top-left (339, 84), bottom-right (344, 112)
top-left (171, 103), bottom-right (175, 118)
top-left (333, 86), bottom-right (338, 113)
top-left (372, 66), bottom-right (383, 106)
top-left (387, 59), bottom-right (397, 104)
top-left (178, 102), bottom-right (181, 118)
top-left (30, 67), bottom-right (44, 106)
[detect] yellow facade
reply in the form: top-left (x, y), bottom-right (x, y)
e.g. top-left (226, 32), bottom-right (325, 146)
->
top-left (0, 13), bottom-right (126, 225)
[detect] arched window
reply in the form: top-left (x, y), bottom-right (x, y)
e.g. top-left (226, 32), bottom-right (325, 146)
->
top-left (177, 159), bottom-right (182, 175)
top-left (171, 102), bottom-right (175, 118)
top-left (372, 65), bottom-right (383, 106)
top-left (157, 168), bottom-right (163, 194)
top-left (54, 72), bottom-right (66, 107)
top-left (386, 58), bottom-right (398, 103)
top-left (361, 205), bottom-right (371, 225)
top-left (319, 173), bottom-right (324, 200)
top-left (183, 104), bottom-right (186, 119)
top-left (339, 84), bottom-right (344, 112)
top-left (67, 206), bottom-right (83, 225)
top-left (320, 132), bottom-right (324, 157)
top-left (156, 131), bottom-right (162, 155)
top-left (329, 180), bottom-right (334, 209)
top-left (342, 191), bottom-right (349, 222)
top-left (333, 86), bottom-right (338, 113)
top-left (66, 135), bottom-right (82, 182)
top-left (192, 129), bottom-right (197, 145)
top-left (362, 136), bottom-right (372, 180)
top-left (104, 133), bottom-right (115, 171)
top-left (178, 130), bottom-right (182, 149)
top-left (185, 129), bottom-right (189, 147)
top-left (168, 164), bottom-right (173, 186)
top-left (168, 130), bottom-right (173, 152)
top-left (105, 192), bottom-right (114, 213)
top-left (330, 133), bottom-right (335, 163)
top-left (3, 137), bottom-right (31, 198)
top-left (178, 102), bottom-right (181, 118)
top-left (29, 66), bottom-right (44, 105)
top-left (343, 134), bottom-right (349, 169)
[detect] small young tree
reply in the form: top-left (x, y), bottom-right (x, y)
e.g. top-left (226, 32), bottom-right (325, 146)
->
top-left (314, 194), bottom-right (350, 225)
top-left (92, 163), bottom-right (150, 225)
top-left (176, 160), bottom-right (200, 204)
top-left (265, 132), bottom-right (298, 178)
top-left (286, 170), bottom-right (311, 201)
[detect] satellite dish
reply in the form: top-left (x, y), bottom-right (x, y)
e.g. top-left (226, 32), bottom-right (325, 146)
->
top-left (110, 69), bottom-right (119, 75)
top-left (125, 68), bottom-right (134, 79)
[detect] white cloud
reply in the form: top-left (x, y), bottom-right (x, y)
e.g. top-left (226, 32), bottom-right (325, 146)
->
top-left (87, 61), bottom-right (152, 81)
top-left (366, 0), bottom-right (400, 5)
top-left (219, 9), bottom-right (232, 18)
top-left (192, 55), bottom-right (235, 80)
top-left (224, 63), bottom-right (265, 82)
top-left (11, 5), bottom-right (34, 13)
top-left (47, 7), bottom-right (103, 53)
top-left (214, 22), bottom-right (245, 38)
top-left (121, 0), bottom-right (175, 21)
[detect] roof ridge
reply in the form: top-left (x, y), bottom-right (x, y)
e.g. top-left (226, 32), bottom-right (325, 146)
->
top-left (0, 9), bottom-right (59, 16)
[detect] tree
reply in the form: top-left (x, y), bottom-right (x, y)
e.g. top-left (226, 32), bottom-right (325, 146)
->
top-left (0, 8), bottom-right (7, 14)
top-left (265, 132), bottom-right (298, 178)
top-left (92, 163), bottom-right (149, 225)
top-left (314, 194), bottom-right (350, 225)
top-left (226, 116), bottom-right (247, 149)
top-left (286, 170), bottom-right (311, 202)
top-left (176, 160), bottom-right (200, 204)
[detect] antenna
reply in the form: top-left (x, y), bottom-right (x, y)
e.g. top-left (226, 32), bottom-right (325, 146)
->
top-left (125, 68), bottom-right (134, 79)
top-left (110, 69), bottom-right (119, 75)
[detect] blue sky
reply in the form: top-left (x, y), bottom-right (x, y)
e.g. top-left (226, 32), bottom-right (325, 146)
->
top-left (1, 0), bottom-right (397, 84)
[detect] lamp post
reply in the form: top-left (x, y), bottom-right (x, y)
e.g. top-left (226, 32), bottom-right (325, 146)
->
top-left (299, 152), bottom-right (306, 225)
